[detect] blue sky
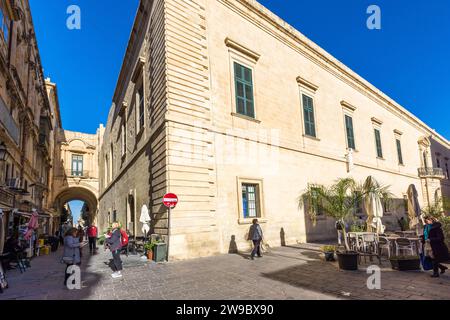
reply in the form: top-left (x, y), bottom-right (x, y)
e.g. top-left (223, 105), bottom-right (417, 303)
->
top-left (30, 0), bottom-right (450, 139)
top-left (68, 200), bottom-right (83, 224)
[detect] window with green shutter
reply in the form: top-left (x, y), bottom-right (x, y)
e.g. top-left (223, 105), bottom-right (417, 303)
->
top-left (396, 139), bottom-right (404, 165)
top-left (374, 129), bottom-right (383, 158)
top-left (242, 183), bottom-right (259, 218)
top-left (302, 94), bottom-right (316, 137)
top-left (234, 62), bottom-right (255, 118)
top-left (345, 115), bottom-right (355, 150)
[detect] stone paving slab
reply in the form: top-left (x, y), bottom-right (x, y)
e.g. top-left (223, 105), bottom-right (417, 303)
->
top-left (1, 243), bottom-right (450, 300)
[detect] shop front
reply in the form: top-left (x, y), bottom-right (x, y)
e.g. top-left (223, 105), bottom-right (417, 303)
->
top-left (4, 209), bottom-right (58, 258)
top-left (0, 187), bottom-right (14, 254)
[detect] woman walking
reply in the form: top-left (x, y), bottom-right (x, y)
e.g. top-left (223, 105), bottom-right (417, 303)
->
top-left (422, 216), bottom-right (449, 278)
top-left (105, 222), bottom-right (123, 278)
top-left (62, 228), bottom-right (81, 286)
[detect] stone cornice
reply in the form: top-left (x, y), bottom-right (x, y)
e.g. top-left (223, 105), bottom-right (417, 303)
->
top-left (296, 76), bottom-right (318, 92)
top-left (218, 0), bottom-right (449, 148)
top-left (371, 117), bottom-right (383, 126)
top-left (340, 100), bottom-right (357, 112)
top-left (225, 37), bottom-right (260, 62)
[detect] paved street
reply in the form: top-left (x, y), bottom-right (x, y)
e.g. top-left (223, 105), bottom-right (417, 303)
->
top-left (1, 243), bottom-right (450, 300)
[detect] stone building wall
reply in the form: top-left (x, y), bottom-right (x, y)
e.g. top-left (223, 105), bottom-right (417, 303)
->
top-left (98, 0), bottom-right (450, 259)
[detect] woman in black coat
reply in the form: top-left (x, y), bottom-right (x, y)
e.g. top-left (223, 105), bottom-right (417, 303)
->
top-left (423, 216), bottom-right (449, 277)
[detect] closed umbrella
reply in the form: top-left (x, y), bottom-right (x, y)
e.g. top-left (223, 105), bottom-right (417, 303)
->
top-left (407, 184), bottom-right (421, 235)
top-left (139, 205), bottom-right (151, 239)
top-left (364, 176), bottom-right (385, 234)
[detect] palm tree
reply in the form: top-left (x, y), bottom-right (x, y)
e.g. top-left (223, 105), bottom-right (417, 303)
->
top-left (300, 178), bottom-right (361, 251)
top-left (422, 196), bottom-right (450, 219)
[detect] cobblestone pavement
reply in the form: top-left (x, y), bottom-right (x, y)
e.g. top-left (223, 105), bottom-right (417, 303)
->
top-left (1, 243), bottom-right (450, 300)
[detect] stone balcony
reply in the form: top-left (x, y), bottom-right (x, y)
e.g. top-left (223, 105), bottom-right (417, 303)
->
top-left (65, 170), bottom-right (91, 179)
top-left (418, 167), bottom-right (445, 179)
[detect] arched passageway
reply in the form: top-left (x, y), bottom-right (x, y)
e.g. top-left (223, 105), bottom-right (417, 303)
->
top-left (53, 186), bottom-right (98, 226)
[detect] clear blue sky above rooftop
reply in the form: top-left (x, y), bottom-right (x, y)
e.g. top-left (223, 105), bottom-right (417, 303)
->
top-left (29, 0), bottom-right (450, 139)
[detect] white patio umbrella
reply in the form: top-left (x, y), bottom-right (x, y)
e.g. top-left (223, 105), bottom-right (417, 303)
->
top-left (139, 204), bottom-right (151, 238)
top-left (407, 184), bottom-right (421, 235)
top-left (364, 176), bottom-right (385, 234)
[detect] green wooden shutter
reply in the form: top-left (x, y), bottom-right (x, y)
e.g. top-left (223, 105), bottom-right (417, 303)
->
top-left (374, 129), bottom-right (383, 158)
top-left (234, 63), bottom-right (255, 118)
top-left (345, 115), bottom-right (355, 150)
top-left (302, 94), bottom-right (316, 137)
top-left (396, 139), bottom-right (404, 165)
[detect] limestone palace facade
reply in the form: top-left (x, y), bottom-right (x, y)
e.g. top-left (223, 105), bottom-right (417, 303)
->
top-left (95, 0), bottom-right (450, 260)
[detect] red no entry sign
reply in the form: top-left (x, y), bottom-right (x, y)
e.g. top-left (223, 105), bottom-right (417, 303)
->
top-left (163, 193), bottom-right (178, 208)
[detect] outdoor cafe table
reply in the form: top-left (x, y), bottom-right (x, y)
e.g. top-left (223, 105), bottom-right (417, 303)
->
top-left (347, 232), bottom-right (422, 256)
top-left (386, 236), bottom-right (421, 256)
top-left (347, 232), bottom-right (376, 251)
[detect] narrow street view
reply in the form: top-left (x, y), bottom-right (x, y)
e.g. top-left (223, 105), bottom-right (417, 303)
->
top-left (0, 0), bottom-right (449, 303)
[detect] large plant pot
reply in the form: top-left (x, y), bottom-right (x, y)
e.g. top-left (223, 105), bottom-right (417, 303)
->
top-left (336, 251), bottom-right (359, 270)
top-left (390, 257), bottom-right (421, 271)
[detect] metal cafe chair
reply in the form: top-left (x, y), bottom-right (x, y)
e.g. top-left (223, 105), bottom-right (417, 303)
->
top-left (395, 238), bottom-right (415, 256)
top-left (359, 233), bottom-right (381, 265)
top-left (347, 232), bottom-right (359, 251)
top-left (377, 236), bottom-right (391, 258)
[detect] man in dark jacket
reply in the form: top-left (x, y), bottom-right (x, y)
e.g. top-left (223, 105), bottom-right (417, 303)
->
top-left (105, 222), bottom-right (123, 278)
top-left (247, 219), bottom-right (263, 260)
top-left (423, 216), bottom-right (449, 277)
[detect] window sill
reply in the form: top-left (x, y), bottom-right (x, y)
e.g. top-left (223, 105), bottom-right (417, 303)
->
top-left (303, 134), bottom-right (320, 142)
top-left (238, 218), bottom-right (268, 225)
top-left (231, 112), bottom-right (261, 124)
top-left (398, 163), bottom-right (405, 167)
top-left (376, 157), bottom-right (385, 161)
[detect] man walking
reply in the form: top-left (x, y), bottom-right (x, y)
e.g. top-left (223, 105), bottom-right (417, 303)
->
top-left (87, 223), bottom-right (98, 254)
top-left (247, 219), bottom-right (263, 260)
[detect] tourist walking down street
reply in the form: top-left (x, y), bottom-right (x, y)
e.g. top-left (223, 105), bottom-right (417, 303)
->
top-left (87, 223), bottom-right (98, 254)
top-left (422, 216), bottom-right (449, 278)
top-left (247, 219), bottom-right (263, 260)
top-left (62, 228), bottom-right (81, 286)
top-left (105, 222), bottom-right (123, 278)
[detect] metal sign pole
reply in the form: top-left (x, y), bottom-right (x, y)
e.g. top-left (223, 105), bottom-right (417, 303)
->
top-left (166, 206), bottom-right (171, 262)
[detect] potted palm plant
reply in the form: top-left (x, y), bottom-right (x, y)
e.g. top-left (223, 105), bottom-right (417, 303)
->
top-left (301, 178), bottom-right (362, 270)
top-left (144, 242), bottom-right (155, 260)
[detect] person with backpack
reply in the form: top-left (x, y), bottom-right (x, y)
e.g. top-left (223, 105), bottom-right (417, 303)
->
top-left (105, 222), bottom-right (124, 278)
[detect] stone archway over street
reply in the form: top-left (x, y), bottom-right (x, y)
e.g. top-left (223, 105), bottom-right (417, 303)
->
top-left (49, 129), bottom-right (102, 228)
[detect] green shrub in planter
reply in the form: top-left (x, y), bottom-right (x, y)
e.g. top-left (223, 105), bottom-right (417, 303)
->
top-left (321, 245), bottom-right (336, 262)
